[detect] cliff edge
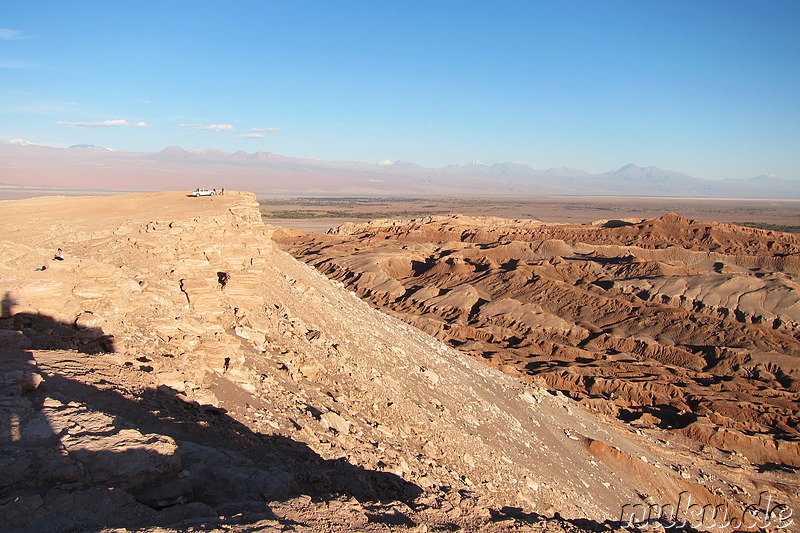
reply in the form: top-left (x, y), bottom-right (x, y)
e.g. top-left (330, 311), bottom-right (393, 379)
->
top-left (0, 192), bottom-right (767, 531)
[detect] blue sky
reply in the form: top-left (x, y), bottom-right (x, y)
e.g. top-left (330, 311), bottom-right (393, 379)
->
top-left (2, 0), bottom-right (798, 179)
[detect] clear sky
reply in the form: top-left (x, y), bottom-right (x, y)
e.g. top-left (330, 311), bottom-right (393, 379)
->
top-left (2, 0), bottom-right (798, 179)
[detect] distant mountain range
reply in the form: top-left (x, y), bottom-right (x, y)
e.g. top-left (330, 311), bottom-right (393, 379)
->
top-left (1, 140), bottom-right (798, 198)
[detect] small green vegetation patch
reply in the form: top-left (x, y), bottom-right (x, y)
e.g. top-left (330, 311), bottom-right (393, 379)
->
top-left (738, 222), bottom-right (800, 234)
top-left (262, 209), bottom-right (438, 219)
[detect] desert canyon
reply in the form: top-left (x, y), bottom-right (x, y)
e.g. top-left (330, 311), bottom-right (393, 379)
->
top-left (1, 191), bottom-right (797, 532)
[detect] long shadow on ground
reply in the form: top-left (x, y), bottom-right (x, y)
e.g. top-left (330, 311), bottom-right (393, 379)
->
top-left (0, 297), bottom-right (420, 532)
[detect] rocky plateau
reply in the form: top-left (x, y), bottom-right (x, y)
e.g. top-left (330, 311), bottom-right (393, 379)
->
top-left (0, 192), bottom-right (796, 532)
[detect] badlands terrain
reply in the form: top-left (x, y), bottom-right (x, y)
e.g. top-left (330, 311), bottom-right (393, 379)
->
top-left (279, 211), bottom-right (800, 521)
top-left (1, 191), bottom-right (797, 532)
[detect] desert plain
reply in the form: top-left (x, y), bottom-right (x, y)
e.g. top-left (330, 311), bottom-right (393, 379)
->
top-left (260, 195), bottom-right (800, 233)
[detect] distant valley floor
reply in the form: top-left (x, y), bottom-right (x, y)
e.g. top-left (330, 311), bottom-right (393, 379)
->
top-left (2, 189), bottom-right (797, 231)
top-left (260, 195), bottom-right (800, 233)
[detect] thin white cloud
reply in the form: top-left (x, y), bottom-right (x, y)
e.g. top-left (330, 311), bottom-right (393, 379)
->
top-left (180, 123), bottom-right (235, 132)
top-left (0, 96), bottom-right (78, 114)
top-left (235, 132), bottom-right (264, 138)
top-left (0, 29), bottom-right (34, 41)
top-left (251, 127), bottom-right (279, 132)
top-left (57, 119), bottom-right (149, 128)
top-left (1, 29), bottom-right (38, 69)
top-left (0, 59), bottom-right (37, 69)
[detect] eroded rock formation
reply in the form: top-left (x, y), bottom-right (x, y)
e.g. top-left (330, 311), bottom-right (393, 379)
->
top-left (1, 194), bottom-right (795, 532)
top-left (281, 212), bottom-right (800, 521)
